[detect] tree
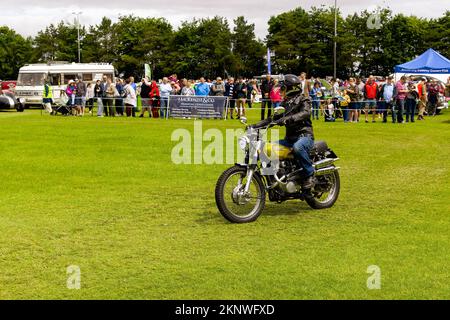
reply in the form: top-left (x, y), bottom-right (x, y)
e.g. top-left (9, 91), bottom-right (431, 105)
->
top-left (33, 22), bottom-right (82, 63)
top-left (231, 16), bottom-right (266, 77)
top-left (113, 15), bottom-right (174, 79)
top-left (83, 17), bottom-right (118, 64)
top-left (0, 26), bottom-right (34, 79)
top-left (170, 17), bottom-right (233, 79)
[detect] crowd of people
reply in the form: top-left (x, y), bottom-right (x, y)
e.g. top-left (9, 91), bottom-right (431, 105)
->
top-left (42, 72), bottom-right (450, 122)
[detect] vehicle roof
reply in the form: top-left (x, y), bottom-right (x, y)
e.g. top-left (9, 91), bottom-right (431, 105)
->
top-left (19, 63), bottom-right (114, 73)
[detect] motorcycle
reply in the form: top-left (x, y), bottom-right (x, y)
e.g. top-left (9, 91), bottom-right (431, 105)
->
top-left (215, 107), bottom-right (341, 223)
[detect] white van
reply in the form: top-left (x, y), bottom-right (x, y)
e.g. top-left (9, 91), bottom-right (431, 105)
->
top-left (15, 62), bottom-right (115, 106)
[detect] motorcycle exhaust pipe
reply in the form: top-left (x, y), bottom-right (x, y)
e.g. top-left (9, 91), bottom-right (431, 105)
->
top-left (315, 166), bottom-right (340, 176)
top-left (313, 158), bottom-right (340, 170)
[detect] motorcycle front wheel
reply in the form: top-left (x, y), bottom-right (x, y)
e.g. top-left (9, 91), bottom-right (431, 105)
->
top-left (215, 166), bottom-right (266, 223)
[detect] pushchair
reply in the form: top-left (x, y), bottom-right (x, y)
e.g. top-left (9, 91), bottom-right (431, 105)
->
top-left (52, 91), bottom-right (73, 116)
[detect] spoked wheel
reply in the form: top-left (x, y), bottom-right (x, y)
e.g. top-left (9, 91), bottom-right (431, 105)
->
top-left (306, 169), bottom-right (340, 209)
top-left (215, 166), bottom-right (266, 223)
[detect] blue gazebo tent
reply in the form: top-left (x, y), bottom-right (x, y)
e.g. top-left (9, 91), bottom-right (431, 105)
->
top-left (395, 48), bottom-right (450, 74)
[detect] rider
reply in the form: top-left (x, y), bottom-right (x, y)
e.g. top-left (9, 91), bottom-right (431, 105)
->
top-left (251, 74), bottom-right (315, 190)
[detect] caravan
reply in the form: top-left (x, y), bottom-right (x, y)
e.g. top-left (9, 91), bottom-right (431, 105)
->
top-left (15, 62), bottom-right (115, 107)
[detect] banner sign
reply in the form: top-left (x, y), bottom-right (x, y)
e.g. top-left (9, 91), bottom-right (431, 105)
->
top-left (144, 63), bottom-right (152, 79)
top-left (168, 96), bottom-right (228, 119)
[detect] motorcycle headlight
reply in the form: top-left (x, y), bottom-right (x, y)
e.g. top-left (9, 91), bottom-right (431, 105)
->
top-left (238, 136), bottom-right (250, 151)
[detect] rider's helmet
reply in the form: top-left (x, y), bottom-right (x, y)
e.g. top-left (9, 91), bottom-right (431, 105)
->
top-left (281, 74), bottom-right (302, 93)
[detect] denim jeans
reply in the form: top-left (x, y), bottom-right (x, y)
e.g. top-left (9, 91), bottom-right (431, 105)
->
top-left (278, 136), bottom-right (315, 178)
top-left (160, 97), bottom-right (169, 118)
top-left (405, 98), bottom-right (416, 122)
top-left (395, 99), bottom-right (405, 123)
top-left (312, 100), bottom-right (320, 119)
top-left (97, 98), bottom-right (104, 116)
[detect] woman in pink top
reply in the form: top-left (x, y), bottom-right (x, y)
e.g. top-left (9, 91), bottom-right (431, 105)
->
top-left (270, 79), bottom-right (283, 108)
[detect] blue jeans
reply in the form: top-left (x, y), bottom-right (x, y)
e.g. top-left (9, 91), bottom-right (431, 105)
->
top-left (312, 100), bottom-right (320, 119)
top-left (160, 97), bottom-right (169, 118)
top-left (394, 99), bottom-right (405, 123)
top-left (405, 98), bottom-right (416, 122)
top-left (278, 136), bottom-right (315, 177)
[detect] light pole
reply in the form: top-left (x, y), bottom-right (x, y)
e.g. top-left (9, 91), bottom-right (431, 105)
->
top-left (333, 0), bottom-right (337, 79)
top-left (72, 11), bottom-right (82, 63)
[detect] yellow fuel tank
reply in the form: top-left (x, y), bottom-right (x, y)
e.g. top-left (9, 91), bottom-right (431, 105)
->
top-left (263, 143), bottom-right (294, 161)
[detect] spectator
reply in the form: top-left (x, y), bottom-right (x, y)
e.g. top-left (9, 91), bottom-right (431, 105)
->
top-left (181, 80), bottom-right (195, 96)
top-left (195, 77), bottom-right (210, 96)
top-left (75, 78), bottom-right (87, 116)
top-left (159, 77), bottom-right (172, 118)
top-left (115, 78), bottom-right (125, 117)
top-left (356, 77), bottom-right (365, 122)
top-left (130, 76), bottom-right (137, 91)
top-left (427, 79), bottom-right (440, 116)
top-left (395, 76), bottom-right (408, 123)
top-left (225, 77), bottom-right (236, 119)
top-left (270, 79), bottom-right (283, 109)
top-left (95, 79), bottom-right (104, 117)
top-left (309, 81), bottom-right (322, 120)
top-left (42, 80), bottom-right (53, 114)
top-left (234, 77), bottom-right (247, 119)
top-left (260, 74), bottom-right (273, 120)
top-left (149, 80), bottom-right (160, 118)
top-left (445, 76), bottom-right (450, 97)
top-left (347, 78), bottom-right (359, 123)
top-left (100, 75), bottom-right (110, 116)
top-left (299, 72), bottom-right (307, 95)
top-left (211, 77), bottom-right (225, 96)
top-left (378, 76), bottom-right (396, 123)
top-left (364, 75), bottom-right (378, 123)
top-left (340, 89), bottom-right (351, 123)
top-left (139, 77), bottom-right (152, 118)
top-left (417, 77), bottom-right (428, 121)
top-left (246, 80), bottom-right (254, 109)
top-left (124, 78), bottom-right (137, 117)
top-left (171, 81), bottom-right (181, 95)
top-left (324, 98), bottom-right (336, 122)
top-left (66, 80), bottom-right (77, 111)
top-left (86, 82), bottom-right (95, 114)
top-left (105, 79), bottom-right (115, 117)
top-left (405, 80), bottom-right (418, 123)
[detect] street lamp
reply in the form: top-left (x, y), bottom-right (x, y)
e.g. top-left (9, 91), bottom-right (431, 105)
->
top-left (333, 0), bottom-right (337, 79)
top-left (72, 11), bottom-right (82, 63)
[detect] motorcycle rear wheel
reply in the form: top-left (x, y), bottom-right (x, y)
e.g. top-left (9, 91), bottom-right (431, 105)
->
top-left (306, 170), bottom-right (340, 209)
top-left (215, 166), bottom-right (266, 223)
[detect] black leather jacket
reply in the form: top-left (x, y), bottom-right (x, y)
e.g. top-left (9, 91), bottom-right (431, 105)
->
top-left (254, 90), bottom-right (314, 141)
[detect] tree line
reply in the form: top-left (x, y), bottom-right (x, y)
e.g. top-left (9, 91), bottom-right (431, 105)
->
top-left (0, 6), bottom-right (448, 81)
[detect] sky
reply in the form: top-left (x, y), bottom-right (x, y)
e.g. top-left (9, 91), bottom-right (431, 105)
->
top-left (1, 0), bottom-right (449, 39)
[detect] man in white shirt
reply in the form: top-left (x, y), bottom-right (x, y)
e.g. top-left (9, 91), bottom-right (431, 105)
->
top-left (159, 77), bottom-right (172, 118)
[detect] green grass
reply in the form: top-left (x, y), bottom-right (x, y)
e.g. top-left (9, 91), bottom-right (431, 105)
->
top-left (0, 107), bottom-right (449, 300)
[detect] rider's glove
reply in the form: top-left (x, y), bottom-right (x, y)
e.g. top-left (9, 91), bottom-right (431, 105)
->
top-left (274, 118), bottom-right (286, 126)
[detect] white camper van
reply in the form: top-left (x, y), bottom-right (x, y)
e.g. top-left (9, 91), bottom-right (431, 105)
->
top-left (15, 62), bottom-right (115, 106)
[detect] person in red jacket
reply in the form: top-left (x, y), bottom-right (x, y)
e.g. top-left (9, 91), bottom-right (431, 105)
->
top-left (149, 80), bottom-right (160, 119)
top-left (364, 75), bottom-right (378, 123)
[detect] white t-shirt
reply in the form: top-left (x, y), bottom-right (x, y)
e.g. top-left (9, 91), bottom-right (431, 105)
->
top-left (124, 84), bottom-right (137, 107)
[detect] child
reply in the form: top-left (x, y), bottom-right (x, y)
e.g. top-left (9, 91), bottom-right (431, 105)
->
top-left (340, 90), bottom-right (351, 123)
top-left (325, 98), bottom-right (336, 122)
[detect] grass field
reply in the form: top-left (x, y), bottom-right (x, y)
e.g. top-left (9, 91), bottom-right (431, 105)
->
top-left (0, 107), bottom-right (449, 300)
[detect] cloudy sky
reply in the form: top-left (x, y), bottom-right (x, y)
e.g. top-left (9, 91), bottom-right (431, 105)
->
top-left (1, 0), bottom-right (449, 39)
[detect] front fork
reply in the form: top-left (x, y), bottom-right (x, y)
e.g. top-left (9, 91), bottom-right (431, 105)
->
top-left (243, 169), bottom-right (255, 193)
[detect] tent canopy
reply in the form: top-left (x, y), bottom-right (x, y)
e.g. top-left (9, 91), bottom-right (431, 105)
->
top-left (394, 48), bottom-right (450, 74)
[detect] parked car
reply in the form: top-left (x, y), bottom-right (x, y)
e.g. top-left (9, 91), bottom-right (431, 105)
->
top-left (0, 80), bottom-right (25, 112)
